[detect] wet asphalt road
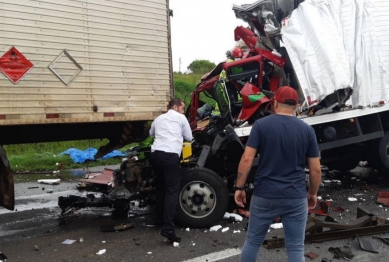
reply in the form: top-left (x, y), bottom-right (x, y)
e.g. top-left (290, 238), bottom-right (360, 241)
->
top-left (1, 166), bottom-right (389, 261)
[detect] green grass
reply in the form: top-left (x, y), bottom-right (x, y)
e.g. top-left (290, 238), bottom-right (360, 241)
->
top-left (4, 73), bottom-right (218, 174)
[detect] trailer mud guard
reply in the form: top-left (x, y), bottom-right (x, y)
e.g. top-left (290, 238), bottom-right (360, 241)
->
top-left (0, 145), bottom-right (14, 210)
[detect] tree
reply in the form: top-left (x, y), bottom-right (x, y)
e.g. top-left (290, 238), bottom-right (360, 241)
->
top-left (187, 60), bottom-right (216, 74)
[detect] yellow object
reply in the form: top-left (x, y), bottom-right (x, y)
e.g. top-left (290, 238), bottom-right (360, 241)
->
top-left (181, 142), bottom-right (192, 162)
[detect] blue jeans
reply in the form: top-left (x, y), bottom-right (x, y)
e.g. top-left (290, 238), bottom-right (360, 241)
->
top-left (240, 196), bottom-right (308, 262)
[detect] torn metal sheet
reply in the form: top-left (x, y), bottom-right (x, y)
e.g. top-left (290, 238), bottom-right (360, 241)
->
top-left (263, 207), bottom-right (389, 249)
top-left (79, 168), bottom-right (114, 185)
top-left (0, 145), bottom-right (14, 210)
top-left (377, 191), bottom-right (389, 206)
top-left (357, 236), bottom-right (378, 253)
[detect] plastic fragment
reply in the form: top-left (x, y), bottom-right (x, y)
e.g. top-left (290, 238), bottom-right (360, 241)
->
top-left (96, 249), bottom-right (106, 255)
top-left (210, 225), bottom-right (222, 232)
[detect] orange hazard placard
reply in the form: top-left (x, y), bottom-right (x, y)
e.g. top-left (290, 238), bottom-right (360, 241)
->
top-left (0, 47), bottom-right (34, 84)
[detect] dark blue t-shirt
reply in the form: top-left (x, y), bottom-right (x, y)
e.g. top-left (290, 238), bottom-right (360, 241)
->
top-left (246, 114), bottom-right (319, 199)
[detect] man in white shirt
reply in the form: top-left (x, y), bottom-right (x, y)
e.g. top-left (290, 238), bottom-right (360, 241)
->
top-left (149, 98), bottom-right (193, 242)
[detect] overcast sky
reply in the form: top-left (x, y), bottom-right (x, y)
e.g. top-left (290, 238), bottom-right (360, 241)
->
top-left (169, 0), bottom-right (251, 72)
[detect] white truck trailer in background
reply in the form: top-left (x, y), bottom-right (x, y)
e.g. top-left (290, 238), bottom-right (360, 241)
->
top-left (0, 0), bottom-right (173, 210)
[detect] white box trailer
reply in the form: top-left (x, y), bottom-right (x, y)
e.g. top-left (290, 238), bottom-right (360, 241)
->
top-left (0, 0), bottom-right (173, 210)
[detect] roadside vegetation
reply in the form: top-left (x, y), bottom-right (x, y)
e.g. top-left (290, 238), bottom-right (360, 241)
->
top-left (6, 62), bottom-right (218, 173)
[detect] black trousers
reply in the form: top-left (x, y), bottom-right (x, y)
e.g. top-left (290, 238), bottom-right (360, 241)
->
top-left (150, 150), bottom-right (182, 231)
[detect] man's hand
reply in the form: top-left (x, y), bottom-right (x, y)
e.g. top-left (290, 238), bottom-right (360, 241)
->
top-left (234, 190), bottom-right (247, 208)
top-left (307, 193), bottom-right (317, 209)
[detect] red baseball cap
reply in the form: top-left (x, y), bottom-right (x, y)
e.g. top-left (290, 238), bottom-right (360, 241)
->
top-left (273, 86), bottom-right (298, 105)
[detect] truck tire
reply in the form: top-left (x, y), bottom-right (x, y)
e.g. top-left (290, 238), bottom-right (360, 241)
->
top-left (369, 132), bottom-right (389, 174)
top-left (176, 167), bottom-right (228, 228)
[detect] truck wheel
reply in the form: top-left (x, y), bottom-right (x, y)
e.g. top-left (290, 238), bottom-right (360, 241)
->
top-left (176, 167), bottom-right (228, 228)
top-left (369, 132), bottom-right (389, 173)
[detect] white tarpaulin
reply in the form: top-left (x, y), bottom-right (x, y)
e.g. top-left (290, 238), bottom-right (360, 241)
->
top-left (282, 0), bottom-right (389, 108)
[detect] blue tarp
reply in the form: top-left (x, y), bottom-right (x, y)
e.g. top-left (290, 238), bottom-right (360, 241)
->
top-left (59, 148), bottom-right (128, 163)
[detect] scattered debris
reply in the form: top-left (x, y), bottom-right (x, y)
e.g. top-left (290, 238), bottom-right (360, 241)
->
top-left (328, 246), bottom-right (354, 260)
top-left (37, 179), bottom-right (61, 185)
top-left (47, 189), bottom-right (53, 194)
top-left (304, 252), bottom-right (319, 260)
top-left (83, 254), bottom-right (93, 258)
top-left (34, 245), bottom-right (40, 251)
top-left (377, 192), bottom-right (389, 206)
top-left (373, 236), bottom-right (389, 245)
top-left (209, 225), bottom-right (222, 232)
top-left (321, 258), bottom-right (331, 262)
top-left (224, 212), bottom-right (244, 222)
top-left (79, 237), bottom-right (84, 243)
top-left (221, 227), bottom-right (229, 232)
top-left (147, 252), bottom-right (152, 255)
top-left (100, 222), bottom-right (134, 232)
top-left (233, 230), bottom-right (241, 234)
top-left (270, 223), bottom-right (283, 230)
top-left (186, 227), bottom-right (190, 232)
top-left (238, 209), bottom-right (250, 218)
top-left (348, 197), bottom-right (358, 201)
top-left (27, 187), bottom-right (39, 189)
top-left (332, 206), bottom-right (345, 212)
top-left (102, 241), bottom-right (106, 244)
top-left (173, 242), bottom-right (179, 247)
top-left (62, 239), bottom-right (76, 245)
top-left (96, 249), bottom-right (106, 255)
top-left (357, 236), bottom-right (378, 253)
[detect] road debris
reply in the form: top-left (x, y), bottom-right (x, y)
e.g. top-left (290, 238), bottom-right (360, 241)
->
top-left (47, 189), bottom-right (53, 194)
top-left (186, 227), bottom-right (190, 232)
top-left (102, 241), bottom-right (106, 244)
top-left (357, 236), bottom-right (378, 253)
top-left (173, 242), bottom-right (179, 247)
top-left (304, 252), bottom-right (319, 260)
top-left (62, 239), bottom-right (76, 245)
top-left (34, 245), bottom-right (40, 251)
top-left (100, 222), bottom-right (134, 232)
top-left (377, 192), bottom-right (389, 206)
top-left (233, 230), bottom-right (241, 233)
top-left (221, 227), bottom-right (229, 232)
top-left (27, 187), bottom-right (39, 189)
top-left (348, 197), bottom-right (358, 201)
top-left (83, 254), bottom-right (93, 258)
top-left (328, 246), bottom-right (354, 260)
top-left (224, 212), bottom-right (243, 222)
top-left (79, 237), bottom-right (84, 243)
top-left (96, 249), bottom-right (106, 255)
top-left (270, 223), bottom-right (283, 230)
top-left (147, 252), bottom-right (152, 255)
top-left (37, 179), bottom-right (61, 185)
top-left (209, 225), bottom-right (222, 232)
top-left (332, 206), bottom-right (345, 212)
top-left (373, 236), bottom-right (389, 245)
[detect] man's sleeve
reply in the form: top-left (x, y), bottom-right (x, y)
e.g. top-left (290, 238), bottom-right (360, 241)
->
top-left (306, 127), bottom-right (320, 158)
top-left (182, 117), bottom-right (193, 141)
top-left (246, 122), bottom-right (260, 150)
top-left (149, 120), bottom-right (156, 137)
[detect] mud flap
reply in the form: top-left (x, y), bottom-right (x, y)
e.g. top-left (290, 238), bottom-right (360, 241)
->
top-left (0, 145), bottom-right (14, 210)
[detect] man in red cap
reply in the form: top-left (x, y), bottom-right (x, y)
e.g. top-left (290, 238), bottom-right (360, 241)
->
top-left (234, 86), bottom-right (322, 262)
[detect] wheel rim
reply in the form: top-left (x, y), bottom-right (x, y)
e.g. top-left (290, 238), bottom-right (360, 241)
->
top-left (179, 180), bottom-right (217, 219)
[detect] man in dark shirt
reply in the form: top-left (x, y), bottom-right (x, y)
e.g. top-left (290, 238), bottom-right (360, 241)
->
top-left (234, 86), bottom-right (321, 262)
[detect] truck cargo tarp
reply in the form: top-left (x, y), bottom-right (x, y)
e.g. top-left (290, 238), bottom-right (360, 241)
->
top-left (59, 148), bottom-right (127, 163)
top-left (282, 0), bottom-right (389, 107)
